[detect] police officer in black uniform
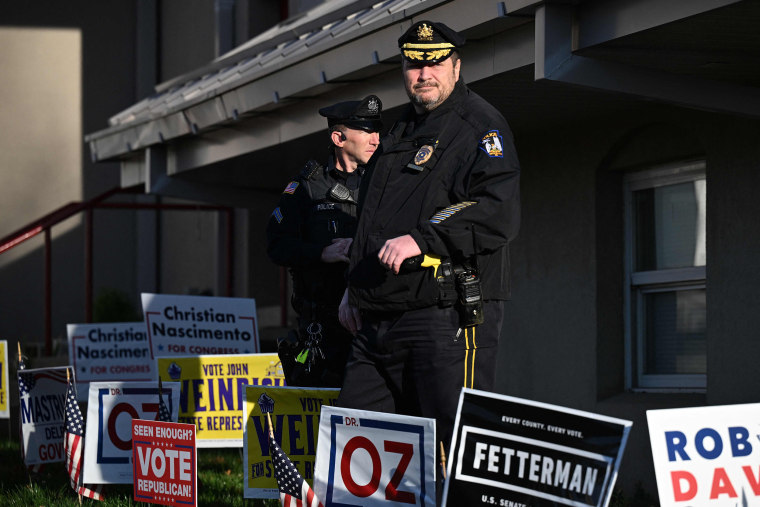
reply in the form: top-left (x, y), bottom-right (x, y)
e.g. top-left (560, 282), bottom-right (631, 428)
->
top-left (338, 22), bottom-right (520, 452)
top-left (267, 95), bottom-right (382, 387)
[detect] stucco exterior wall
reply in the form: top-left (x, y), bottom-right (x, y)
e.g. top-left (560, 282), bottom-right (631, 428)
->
top-left (494, 104), bottom-right (760, 497)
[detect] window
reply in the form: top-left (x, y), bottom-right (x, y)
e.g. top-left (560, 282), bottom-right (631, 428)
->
top-left (624, 161), bottom-right (706, 390)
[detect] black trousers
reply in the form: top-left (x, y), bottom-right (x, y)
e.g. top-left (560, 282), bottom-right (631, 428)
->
top-left (337, 300), bottom-right (504, 455)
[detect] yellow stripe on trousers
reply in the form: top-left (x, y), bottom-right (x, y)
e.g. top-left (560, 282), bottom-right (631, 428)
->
top-left (463, 327), bottom-right (477, 388)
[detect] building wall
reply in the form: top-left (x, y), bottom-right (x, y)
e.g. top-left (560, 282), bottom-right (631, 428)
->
top-left (496, 102), bottom-right (760, 497)
top-left (0, 2), bottom-right (139, 348)
top-left (0, 27), bottom-right (82, 238)
top-left (159, 203), bottom-right (220, 296)
top-left (703, 117), bottom-right (760, 405)
top-left (0, 27), bottom-right (84, 345)
top-left (160, 0), bottom-right (217, 81)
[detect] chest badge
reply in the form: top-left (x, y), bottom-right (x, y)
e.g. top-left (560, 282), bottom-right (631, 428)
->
top-left (415, 145), bottom-right (435, 165)
top-left (407, 141), bottom-right (438, 172)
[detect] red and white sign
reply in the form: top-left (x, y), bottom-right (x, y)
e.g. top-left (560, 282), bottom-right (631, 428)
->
top-left (132, 420), bottom-right (197, 507)
top-left (313, 406), bottom-right (437, 507)
top-left (648, 403), bottom-right (760, 507)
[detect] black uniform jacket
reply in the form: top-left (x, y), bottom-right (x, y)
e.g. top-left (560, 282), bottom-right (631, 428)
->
top-left (347, 80), bottom-right (520, 311)
top-left (267, 159), bottom-right (361, 306)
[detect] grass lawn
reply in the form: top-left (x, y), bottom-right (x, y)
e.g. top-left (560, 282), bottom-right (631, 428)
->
top-left (0, 439), bottom-right (656, 506)
top-left (0, 439), bottom-right (279, 506)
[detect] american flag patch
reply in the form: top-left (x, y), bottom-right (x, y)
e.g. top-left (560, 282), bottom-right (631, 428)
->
top-left (283, 181), bottom-right (299, 194)
top-left (430, 201), bottom-right (477, 224)
top-left (273, 207), bottom-right (283, 223)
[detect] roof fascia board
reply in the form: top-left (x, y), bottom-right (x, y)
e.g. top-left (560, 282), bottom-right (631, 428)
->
top-left (576, 0), bottom-right (745, 49)
top-left (503, 0), bottom-right (544, 16)
top-left (183, 35), bottom-right (532, 176)
top-left (120, 157), bottom-right (146, 189)
top-left (149, 172), bottom-right (266, 208)
top-left (535, 3), bottom-right (760, 118)
top-left (162, 25), bottom-right (534, 176)
top-left (166, 68), bottom-right (408, 176)
top-left (503, 0), bottom-right (580, 17)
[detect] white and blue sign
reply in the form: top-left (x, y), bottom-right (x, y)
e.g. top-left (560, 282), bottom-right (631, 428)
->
top-left (67, 322), bottom-right (152, 399)
top-left (141, 293), bottom-right (260, 357)
top-left (648, 403), bottom-right (760, 507)
top-left (18, 366), bottom-right (71, 465)
top-left (83, 381), bottom-right (180, 484)
top-left (314, 406), bottom-right (437, 506)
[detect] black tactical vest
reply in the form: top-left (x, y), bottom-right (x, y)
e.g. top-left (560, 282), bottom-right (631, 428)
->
top-left (292, 161), bottom-right (361, 308)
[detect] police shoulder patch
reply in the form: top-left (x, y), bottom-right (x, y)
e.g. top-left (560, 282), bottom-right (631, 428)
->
top-left (282, 181), bottom-right (299, 194)
top-left (480, 130), bottom-right (504, 158)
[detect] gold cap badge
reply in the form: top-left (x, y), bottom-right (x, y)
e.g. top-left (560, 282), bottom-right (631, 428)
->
top-left (417, 23), bottom-right (434, 42)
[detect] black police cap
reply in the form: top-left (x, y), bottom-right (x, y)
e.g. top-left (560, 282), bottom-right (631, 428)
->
top-left (318, 95), bottom-right (382, 132)
top-left (398, 20), bottom-right (466, 63)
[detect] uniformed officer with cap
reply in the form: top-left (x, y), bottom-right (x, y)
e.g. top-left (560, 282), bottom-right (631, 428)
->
top-left (338, 21), bottom-right (521, 457)
top-left (267, 95), bottom-right (382, 387)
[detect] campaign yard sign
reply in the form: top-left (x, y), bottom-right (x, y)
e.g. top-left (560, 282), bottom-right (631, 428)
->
top-left (83, 381), bottom-right (180, 484)
top-left (157, 353), bottom-right (285, 447)
top-left (142, 293), bottom-right (260, 356)
top-left (443, 389), bottom-right (632, 507)
top-left (18, 366), bottom-right (71, 465)
top-left (242, 386), bottom-right (339, 499)
top-left (314, 406), bottom-right (437, 507)
top-left (648, 403), bottom-right (760, 506)
top-left (132, 419), bottom-right (196, 506)
top-left (0, 340), bottom-right (9, 418)
top-left (67, 322), bottom-right (153, 399)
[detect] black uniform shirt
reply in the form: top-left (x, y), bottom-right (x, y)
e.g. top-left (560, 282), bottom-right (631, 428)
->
top-left (347, 80), bottom-right (521, 311)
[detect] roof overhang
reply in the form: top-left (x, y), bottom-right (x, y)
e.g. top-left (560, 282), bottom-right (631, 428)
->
top-left (86, 0), bottom-right (760, 203)
top-left (86, 0), bottom-right (529, 164)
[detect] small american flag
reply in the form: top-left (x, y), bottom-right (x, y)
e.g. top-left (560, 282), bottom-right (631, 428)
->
top-left (156, 379), bottom-right (171, 422)
top-left (18, 371), bottom-right (35, 396)
top-left (270, 434), bottom-right (323, 507)
top-left (283, 181), bottom-right (299, 194)
top-left (16, 351), bottom-right (43, 473)
top-left (64, 380), bottom-right (103, 501)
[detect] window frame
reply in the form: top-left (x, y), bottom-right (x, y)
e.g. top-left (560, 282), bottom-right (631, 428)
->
top-left (623, 160), bottom-right (707, 391)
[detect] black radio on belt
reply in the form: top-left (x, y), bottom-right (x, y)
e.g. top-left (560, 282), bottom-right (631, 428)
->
top-left (454, 265), bottom-right (484, 327)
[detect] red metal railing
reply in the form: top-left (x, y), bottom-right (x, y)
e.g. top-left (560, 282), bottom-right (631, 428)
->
top-left (0, 186), bottom-right (234, 355)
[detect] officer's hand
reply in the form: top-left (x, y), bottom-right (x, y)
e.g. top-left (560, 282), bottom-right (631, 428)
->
top-left (378, 235), bottom-right (422, 274)
top-left (339, 289), bottom-right (361, 336)
top-left (321, 238), bottom-right (353, 263)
